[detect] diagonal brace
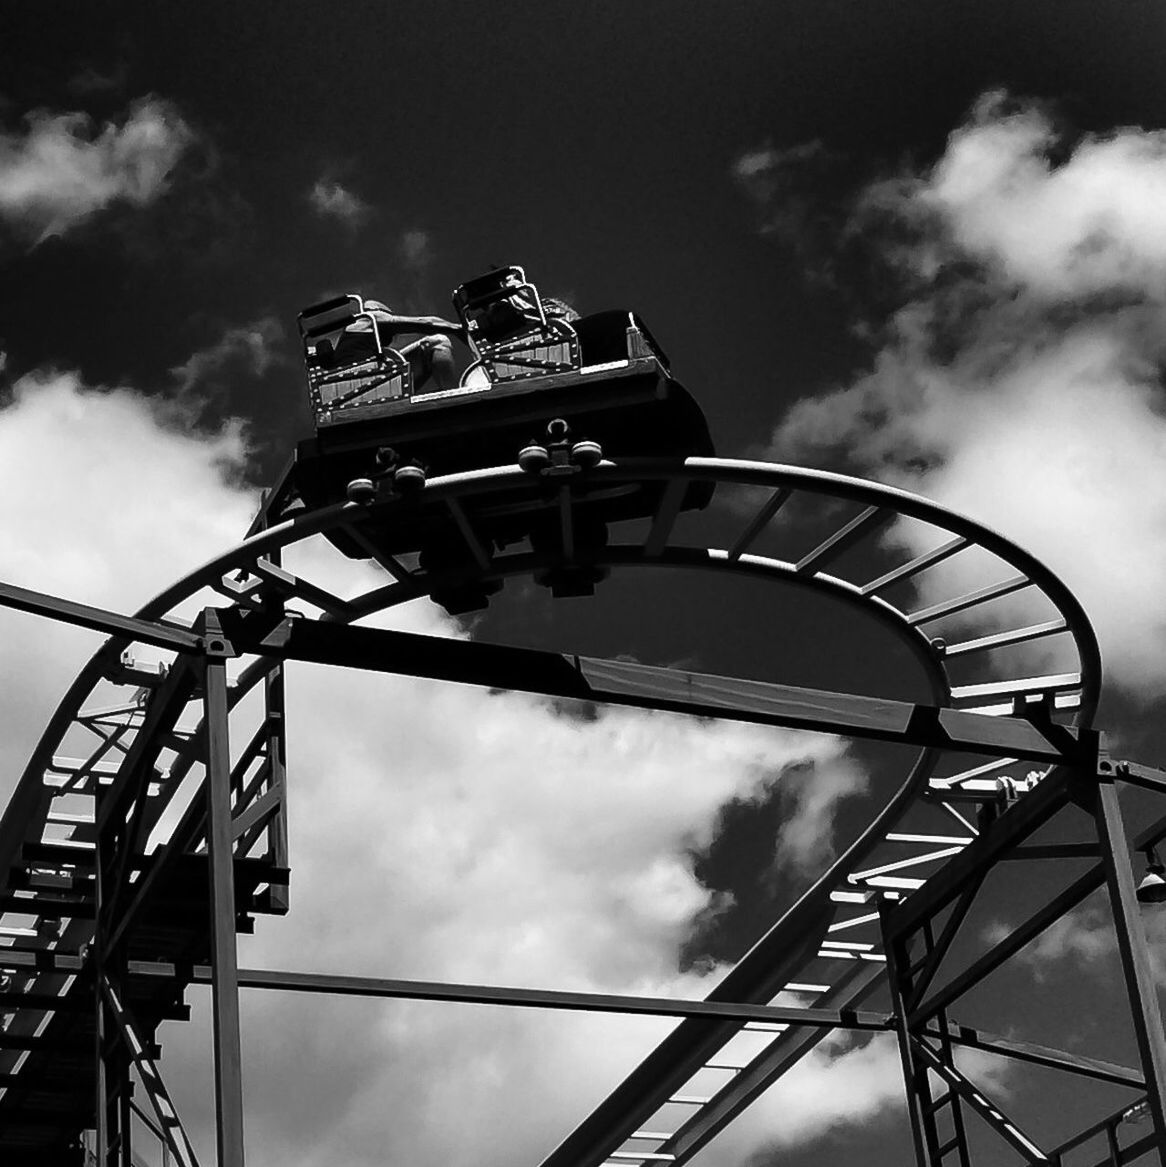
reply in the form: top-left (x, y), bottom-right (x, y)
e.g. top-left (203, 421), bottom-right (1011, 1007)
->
top-left (905, 871), bottom-right (987, 1013)
top-left (100, 975), bottom-right (201, 1167)
top-left (912, 1035), bottom-right (1051, 1162)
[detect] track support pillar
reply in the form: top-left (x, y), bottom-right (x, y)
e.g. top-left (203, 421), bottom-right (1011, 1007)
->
top-left (201, 608), bottom-right (246, 1167)
top-left (1095, 775), bottom-right (1166, 1165)
top-left (882, 900), bottom-right (973, 1166)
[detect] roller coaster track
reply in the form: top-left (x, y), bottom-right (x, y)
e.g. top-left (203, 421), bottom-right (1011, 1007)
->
top-left (3, 454), bottom-right (1152, 1166)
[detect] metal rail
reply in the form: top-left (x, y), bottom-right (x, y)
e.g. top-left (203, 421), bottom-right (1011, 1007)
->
top-left (2, 456), bottom-right (1150, 1167)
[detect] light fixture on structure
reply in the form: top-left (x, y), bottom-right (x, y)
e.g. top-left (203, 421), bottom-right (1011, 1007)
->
top-left (1136, 848), bottom-right (1166, 904)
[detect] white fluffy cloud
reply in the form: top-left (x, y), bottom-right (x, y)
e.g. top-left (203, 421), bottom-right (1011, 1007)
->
top-left (914, 96), bottom-right (1166, 299)
top-left (0, 369), bottom-right (901, 1164)
top-left (0, 369), bottom-right (253, 778)
top-left (765, 93), bottom-right (1166, 699)
top-left (0, 97), bottom-right (195, 243)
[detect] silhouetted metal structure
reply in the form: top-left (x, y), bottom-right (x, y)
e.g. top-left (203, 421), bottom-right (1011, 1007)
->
top-left (0, 269), bottom-right (1163, 1165)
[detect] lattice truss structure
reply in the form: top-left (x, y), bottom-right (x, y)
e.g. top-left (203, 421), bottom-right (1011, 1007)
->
top-left (0, 457), bottom-right (1163, 1166)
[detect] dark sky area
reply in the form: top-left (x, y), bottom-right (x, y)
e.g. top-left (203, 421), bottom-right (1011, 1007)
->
top-left (5, 0), bottom-right (1162, 469)
top-left (4, 3), bottom-right (1166, 1165)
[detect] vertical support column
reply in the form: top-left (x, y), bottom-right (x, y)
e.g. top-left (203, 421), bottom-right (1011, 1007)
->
top-left (261, 540), bottom-right (289, 914)
top-left (94, 956), bottom-right (108, 1167)
top-left (263, 663), bottom-right (289, 913)
top-left (119, 1089), bottom-right (133, 1167)
top-left (94, 822), bottom-right (108, 1166)
top-left (882, 905), bottom-right (975, 1166)
top-left (93, 772), bottom-right (130, 1167)
top-left (1095, 776), bottom-right (1166, 1166)
top-left (923, 918), bottom-right (971, 1167)
top-left (881, 898), bottom-right (932, 1167)
top-left (94, 752), bottom-right (110, 1167)
top-left (202, 609), bottom-right (246, 1167)
top-left (1105, 1121), bottom-right (1122, 1165)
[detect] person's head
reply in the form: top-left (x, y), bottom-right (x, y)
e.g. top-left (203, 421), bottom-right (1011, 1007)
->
top-left (542, 296), bottom-right (580, 323)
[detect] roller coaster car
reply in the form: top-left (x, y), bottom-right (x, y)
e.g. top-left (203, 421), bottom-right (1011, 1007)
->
top-left (292, 268), bottom-right (714, 605)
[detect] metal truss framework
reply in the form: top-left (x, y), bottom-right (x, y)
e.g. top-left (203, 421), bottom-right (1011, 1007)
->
top-left (0, 457), bottom-right (1161, 1165)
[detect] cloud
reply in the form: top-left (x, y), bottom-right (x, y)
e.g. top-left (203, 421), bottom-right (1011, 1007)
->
top-left (699, 1031), bottom-right (1007, 1161)
top-left (904, 93), bottom-right (1166, 299)
top-left (986, 889), bottom-right (1166, 985)
top-left (761, 92), bottom-right (1166, 698)
top-left (731, 140), bottom-right (855, 286)
top-left (982, 902), bottom-right (1110, 986)
top-left (733, 140), bottom-right (831, 227)
top-left (399, 227), bottom-right (433, 272)
top-left (0, 365), bottom-right (912, 1164)
top-left (695, 1033), bottom-right (904, 1157)
top-left (0, 96), bottom-right (196, 244)
top-left (308, 178), bottom-right (370, 229)
top-left (66, 63), bottom-right (129, 97)
top-left (215, 670), bottom-right (862, 1167)
top-left (773, 756), bottom-right (870, 875)
top-left (169, 316), bottom-right (282, 392)
top-left (0, 368), bottom-right (253, 790)
top-left (166, 314), bottom-right (285, 424)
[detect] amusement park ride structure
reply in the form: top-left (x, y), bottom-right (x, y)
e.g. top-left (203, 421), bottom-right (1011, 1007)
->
top-left (0, 266), bottom-right (1163, 1166)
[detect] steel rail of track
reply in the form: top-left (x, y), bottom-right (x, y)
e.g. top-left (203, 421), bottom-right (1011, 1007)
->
top-left (0, 458), bottom-right (1100, 1159)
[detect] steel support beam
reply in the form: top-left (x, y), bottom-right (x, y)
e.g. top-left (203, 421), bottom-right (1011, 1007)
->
top-left (905, 872), bottom-right (987, 1014)
top-left (241, 617), bottom-right (1083, 764)
top-left (98, 659), bottom-right (199, 929)
top-left (1095, 778), bottom-right (1166, 1165)
top-left (875, 768), bottom-right (1146, 1167)
top-left (912, 1037), bottom-right (1050, 1162)
top-left (1050, 1095), bottom-right (1154, 1163)
top-left (94, 971), bottom-right (108, 1167)
top-left (650, 963), bottom-right (886, 1165)
top-left (0, 578), bottom-right (200, 652)
top-left (202, 613), bottom-right (245, 1167)
top-left (911, 862), bottom-right (1106, 1025)
top-left (99, 976), bottom-right (201, 1167)
top-left (261, 663), bottom-right (289, 913)
top-left (0, 521), bottom-right (1138, 1164)
top-left (123, 962), bottom-right (889, 1029)
top-left (882, 899), bottom-right (945, 1167)
top-left (93, 697), bottom-right (137, 1167)
top-left (887, 764), bottom-right (1080, 941)
top-left (935, 1023), bottom-right (1144, 1089)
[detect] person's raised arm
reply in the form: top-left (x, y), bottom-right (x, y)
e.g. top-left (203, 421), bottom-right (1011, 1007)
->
top-left (364, 303), bottom-right (467, 343)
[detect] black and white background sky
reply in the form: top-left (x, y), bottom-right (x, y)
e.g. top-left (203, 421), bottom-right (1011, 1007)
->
top-left (4, 3), bottom-right (1166, 1164)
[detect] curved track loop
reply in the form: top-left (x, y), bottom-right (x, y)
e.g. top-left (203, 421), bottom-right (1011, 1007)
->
top-left (0, 457), bottom-right (1100, 1161)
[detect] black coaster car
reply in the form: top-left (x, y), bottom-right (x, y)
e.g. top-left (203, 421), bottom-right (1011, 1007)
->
top-left (292, 268), bottom-right (714, 603)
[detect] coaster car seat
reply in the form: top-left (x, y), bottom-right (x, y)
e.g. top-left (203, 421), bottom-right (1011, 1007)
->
top-left (299, 295), bottom-right (412, 427)
top-left (452, 266), bottom-right (580, 383)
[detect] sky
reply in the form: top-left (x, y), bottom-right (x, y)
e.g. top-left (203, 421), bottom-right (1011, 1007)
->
top-left (4, 2), bottom-right (1166, 1164)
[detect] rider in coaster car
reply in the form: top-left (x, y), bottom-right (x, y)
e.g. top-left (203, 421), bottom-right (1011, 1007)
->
top-left (335, 301), bottom-right (468, 392)
top-left (480, 287), bottom-right (580, 340)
